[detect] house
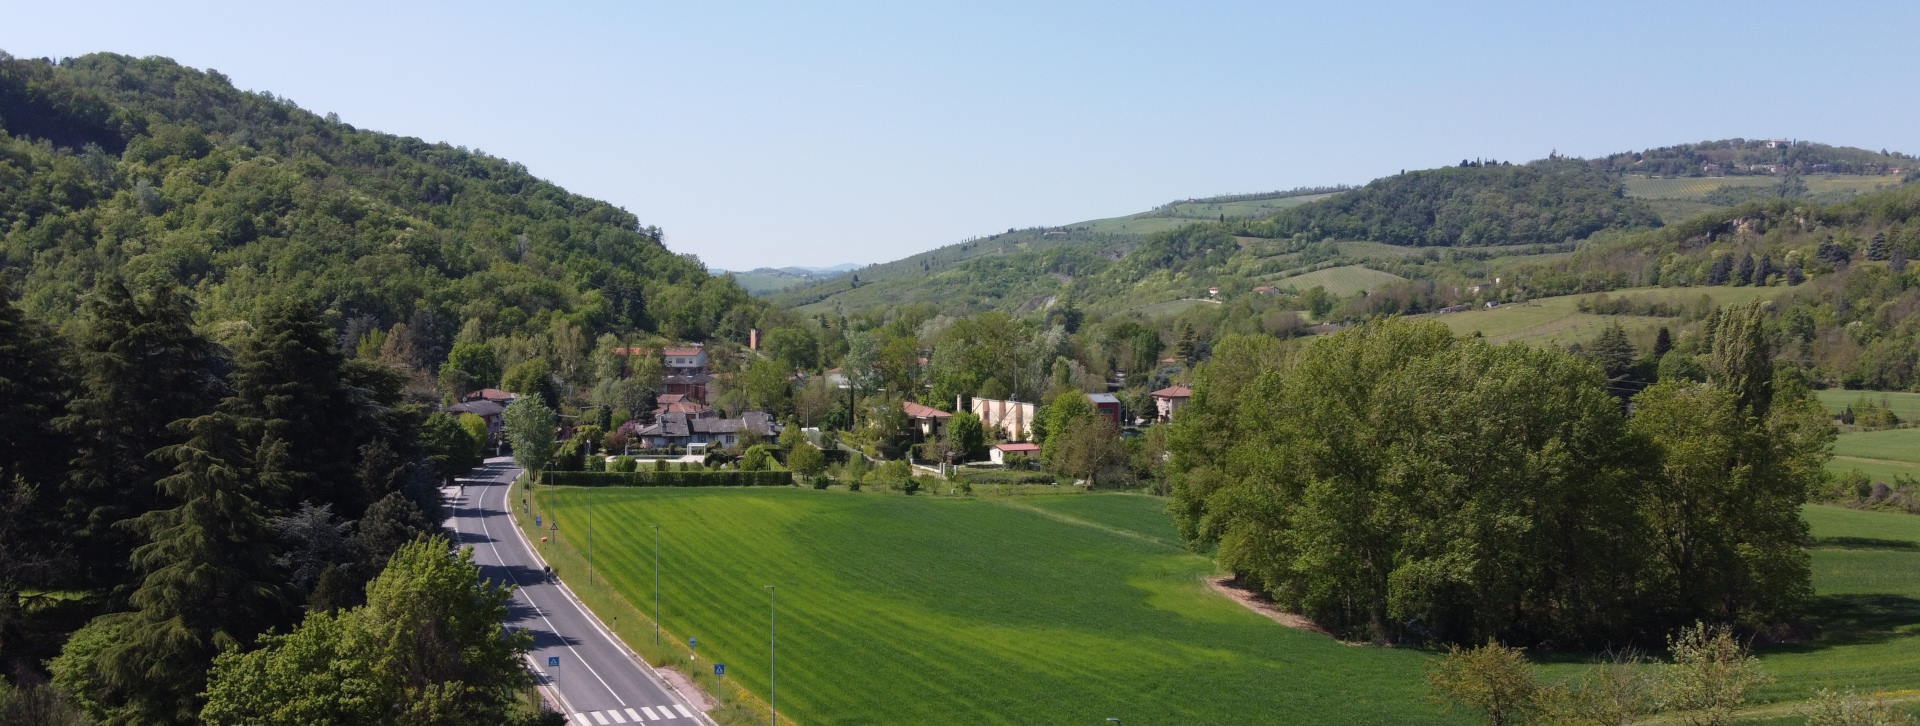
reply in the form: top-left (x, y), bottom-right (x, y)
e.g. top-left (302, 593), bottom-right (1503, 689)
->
top-left (624, 411), bottom-right (778, 450)
top-left (653, 393), bottom-right (710, 417)
top-left (446, 398), bottom-right (508, 437)
top-left (1150, 385), bottom-right (1191, 423)
top-left (661, 345), bottom-right (712, 402)
top-left (823, 367), bottom-right (851, 389)
top-left (902, 400), bottom-right (952, 439)
top-left (966, 396), bottom-right (1037, 441)
top-left (1207, 286), bottom-right (1221, 298)
top-left (990, 442), bottom-right (1040, 465)
top-left (463, 388), bottom-right (519, 405)
top-left (1252, 285), bottom-right (1278, 295)
top-left (1087, 393), bottom-right (1123, 426)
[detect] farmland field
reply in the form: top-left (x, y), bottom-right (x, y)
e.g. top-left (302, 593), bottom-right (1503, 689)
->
top-left (1816, 390), bottom-right (1920, 421)
top-left (1622, 174), bottom-right (1904, 222)
top-left (1426, 285), bottom-right (1785, 345)
top-left (1273, 264), bottom-right (1406, 296)
top-left (530, 488), bottom-right (1456, 725)
top-left (526, 486), bottom-right (1920, 725)
top-left (1829, 427), bottom-right (1920, 482)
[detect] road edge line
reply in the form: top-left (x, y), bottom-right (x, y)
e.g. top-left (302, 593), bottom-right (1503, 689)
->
top-left (503, 471), bottom-right (722, 726)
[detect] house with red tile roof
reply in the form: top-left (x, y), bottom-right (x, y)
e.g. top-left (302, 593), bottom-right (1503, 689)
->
top-left (1150, 385), bottom-right (1191, 423)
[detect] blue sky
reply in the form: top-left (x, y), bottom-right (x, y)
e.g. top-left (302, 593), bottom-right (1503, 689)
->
top-left (8, 1), bottom-right (1918, 270)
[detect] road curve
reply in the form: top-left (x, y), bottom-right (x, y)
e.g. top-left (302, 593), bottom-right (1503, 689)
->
top-left (448, 457), bottom-right (712, 726)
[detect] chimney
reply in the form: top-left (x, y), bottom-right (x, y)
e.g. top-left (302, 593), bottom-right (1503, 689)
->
top-left (749, 328), bottom-right (760, 350)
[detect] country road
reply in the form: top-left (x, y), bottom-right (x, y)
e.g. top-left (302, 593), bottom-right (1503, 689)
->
top-left (447, 457), bottom-right (713, 726)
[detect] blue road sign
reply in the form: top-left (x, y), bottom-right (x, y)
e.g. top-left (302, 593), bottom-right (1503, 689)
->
top-left (547, 656), bottom-right (560, 668)
top-left (535, 515), bottom-right (542, 527)
top-left (689, 636), bottom-right (697, 647)
top-left (714, 664), bottom-right (726, 676)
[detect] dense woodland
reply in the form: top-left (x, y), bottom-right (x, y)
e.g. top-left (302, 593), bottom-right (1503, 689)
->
top-left (1585, 139), bottom-right (1914, 177)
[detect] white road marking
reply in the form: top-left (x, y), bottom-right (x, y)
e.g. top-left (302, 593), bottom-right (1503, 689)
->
top-left (642, 706), bottom-right (659, 720)
top-left (674, 705), bottom-right (694, 718)
top-left (625, 708), bottom-right (644, 721)
top-left (572, 715), bottom-right (592, 726)
top-left (592, 711), bottom-right (611, 724)
top-left (608, 708), bottom-right (628, 723)
top-left (475, 477), bottom-right (627, 706)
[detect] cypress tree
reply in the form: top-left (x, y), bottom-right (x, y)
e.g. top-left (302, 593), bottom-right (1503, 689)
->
top-left (1755, 254), bottom-right (1775, 285)
top-left (1734, 252), bottom-right (1756, 286)
top-left (56, 279), bottom-right (227, 592)
top-left (1652, 326), bottom-right (1674, 360)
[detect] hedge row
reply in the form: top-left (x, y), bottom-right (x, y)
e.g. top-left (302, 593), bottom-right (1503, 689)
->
top-left (955, 469), bottom-right (1058, 485)
top-left (544, 470), bottom-right (794, 487)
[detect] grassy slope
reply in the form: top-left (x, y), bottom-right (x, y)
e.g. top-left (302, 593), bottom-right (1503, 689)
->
top-left (1272, 264), bottom-right (1407, 296)
top-left (1425, 285), bottom-right (1784, 345)
top-left (1829, 427), bottom-right (1920, 482)
top-left (1815, 390), bottom-right (1920, 422)
top-left (1623, 174), bottom-right (1904, 222)
top-left (533, 488), bottom-right (1455, 726)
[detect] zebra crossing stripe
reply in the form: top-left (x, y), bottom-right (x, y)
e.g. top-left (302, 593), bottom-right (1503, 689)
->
top-left (607, 709), bottom-right (628, 723)
top-left (592, 711), bottom-right (611, 724)
top-left (625, 708), bottom-right (644, 722)
top-left (641, 706), bottom-right (659, 720)
top-left (572, 715), bottom-right (592, 726)
top-left (674, 704), bottom-right (694, 718)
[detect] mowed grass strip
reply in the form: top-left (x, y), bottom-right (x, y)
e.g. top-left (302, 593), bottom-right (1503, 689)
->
top-left (535, 487), bottom-right (1454, 726)
top-left (1275, 264), bottom-right (1407, 296)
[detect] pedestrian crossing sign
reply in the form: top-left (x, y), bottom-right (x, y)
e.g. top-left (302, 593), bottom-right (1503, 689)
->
top-left (548, 656), bottom-right (560, 668)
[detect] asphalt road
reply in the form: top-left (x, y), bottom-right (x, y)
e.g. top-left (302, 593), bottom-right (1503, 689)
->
top-left (448, 457), bottom-right (711, 726)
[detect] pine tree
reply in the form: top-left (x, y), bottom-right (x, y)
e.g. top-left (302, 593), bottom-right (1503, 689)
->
top-left (1706, 255), bottom-right (1733, 285)
top-left (1734, 252), bottom-right (1756, 286)
top-left (1755, 254), bottom-right (1775, 285)
top-left (1652, 327), bottom-right (1674, 360)
top-left (1893, 248), bottom-right (1910, 274)
top-left (85, 414), bottom-right (291, 724)
top-left (0, 283), bottom-right (75, 650)
top-left (222, 299), bottom-right (373, 517)
top-left (1787, 261), bottom-right (1807, 285)
top-left (1867, 231), bottom-right (1890, 261)
top-left (56, 279), bottom-right (226, 592)
top-left (1589, 323), bottom-right (1638, 380)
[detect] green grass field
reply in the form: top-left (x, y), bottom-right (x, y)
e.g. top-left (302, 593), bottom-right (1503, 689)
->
top-left (1622, 175), bottom-right (1904, 222)
top-left (1829, 427), bottom-right (1920, 482)
top-left (1816, 390), bottom-right (1920, 421)
top-left (1274, 264), bottom-right (1407, 296)
top-left (1427, 285), bottom-right (1784, 345)
top-left (532, 488), bottom-right (1456, 725)
top-left (528, 486), bottom-right (1920, 725)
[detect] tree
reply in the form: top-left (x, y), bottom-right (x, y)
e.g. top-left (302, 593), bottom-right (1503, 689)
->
top-left (1425, 640), bottom-right (1542, 726)
top-left (1787, 261), bottom-right (1807, 285)
top-left (741, 359), bottom-right (793, 415)
top-left (56, 278), bottom-right (225, 591)
top-left (1044, 416), bottom-right (1129, 487)
top-left (944, 411), bottom-right (986, 463)
top-left (223, 298), bottom-right (377, 517)
top-left (438, 343), bottom-right (500, 400)
top-left (1652, 326), bottom-right (1674, 360)
top-left (788, 442), bottom-right (826, 479)
top-left (1867, 231), bottom-right (1890, 261)
top-left (270, 502), bottom-right (352, 595)
top-left (1755, 255), bottom-right (1775, 285)
top-left (201, 537), bottom-right (533, 725)
top-left (0, 282), bottom-right (74, 664)
top-left (1542, 650), bottom-right (1655, 726)
top-left (421, 412), bottom-right (483, 483)
top-left (503, 397), bottom-right (557, 477)
top-left (1893, 248), bottom-right (1910, 274)
top-left (1800, 688), bottom-right (1917, 726)
top-left (56, 414), bottom-right (290, 725)
top-left (740, 445), bottom-right (773, 471)
top-left (1705, 255), bottom-right (1733, 285)
top-left (1654, 622), bottom-right (1768, 726)
top-left (1589, 323), bottom-right (1638, 380)
top-left (458, 413), bottom-right (492, 455)
top-left (502, 357), bottom-right (558, 409)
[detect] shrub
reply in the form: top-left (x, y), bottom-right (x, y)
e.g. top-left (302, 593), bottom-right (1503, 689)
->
top-left (957, 469), bottom-right (1057, 485)
top-left (1425, 640), bottom-right (1542, 726)
top-left (741, 445), bottom-right (773, 471)
top-left (543, 470), bottom-right (795, 487)
top-left (1655, 622), bottom-right (1769, 726)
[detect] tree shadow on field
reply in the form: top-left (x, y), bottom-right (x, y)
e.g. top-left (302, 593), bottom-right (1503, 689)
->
top-left (1813, 536), bottom-right (1920, 551)
top-left (1764, 593), bottom-right (1920, 654)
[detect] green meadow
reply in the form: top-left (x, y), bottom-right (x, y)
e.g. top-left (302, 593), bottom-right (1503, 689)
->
top-left (1829, 426), bottom-right (1920, 482)
top-left (527, 485), bottom-right (1920, 725)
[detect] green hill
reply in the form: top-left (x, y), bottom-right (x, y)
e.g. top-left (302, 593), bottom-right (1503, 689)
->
top-left (0, 51), bottom-right (753, 349)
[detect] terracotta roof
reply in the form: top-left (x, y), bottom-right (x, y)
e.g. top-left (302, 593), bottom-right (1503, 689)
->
top-left (663, 346), bottom-right (704, 357)
top-left (994, 443), bottom-right (1040, 452)
top-left (1151, 385), bottom-right (1192, 398)
top-left (901, 401), bottom-right (952, 419)
top-left (464, 388), bottom-right (518, 402)
top-left (657, 393), bottom-right (686, 404)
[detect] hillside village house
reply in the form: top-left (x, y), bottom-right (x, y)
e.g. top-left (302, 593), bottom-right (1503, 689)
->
top-left (622, 411), bottom-right (778, 451)
top-left (902, 400), bottom-right (952, 439)
top-left (965, 396), bottom-right (1036, 441)
top-left (447, 388), bottom-right (519, 436)
top-left (1150, 385), bottom-right (1191, 423)
top-left (1088, 392), bottom-right (1123, 426)
top-left (619, 344), bottom-right (714, 402)
top-left (990, 442), bottom-right (1040, 465)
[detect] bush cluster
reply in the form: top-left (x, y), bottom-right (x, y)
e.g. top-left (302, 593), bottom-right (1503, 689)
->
top-left (544, 470), bottom-right (794, 487)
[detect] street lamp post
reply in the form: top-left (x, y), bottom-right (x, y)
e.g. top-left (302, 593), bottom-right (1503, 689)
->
top-left (767, 585), bottom-right (778, 726)
top-left (653, 524), bottom-right (662, 645)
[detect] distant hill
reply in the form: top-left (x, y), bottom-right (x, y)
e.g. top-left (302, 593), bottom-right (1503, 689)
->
top-left (1587, 138), bottom-right (1913, 177)
top-left (719, 264), bottom-right (860, 296)
top-left (0, 51), bottom-right (755, 352)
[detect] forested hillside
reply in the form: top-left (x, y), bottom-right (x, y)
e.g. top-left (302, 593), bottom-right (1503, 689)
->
top-left (1588, 138), bottom-right (1914, 177)
top-left (0, 51), bottom-right (754, 348)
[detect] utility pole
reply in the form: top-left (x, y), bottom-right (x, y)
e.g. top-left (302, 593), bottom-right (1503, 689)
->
top-left (760, 583), bottom-right (768, 726)
top-left (653, 524), bottom-right (662, 644)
